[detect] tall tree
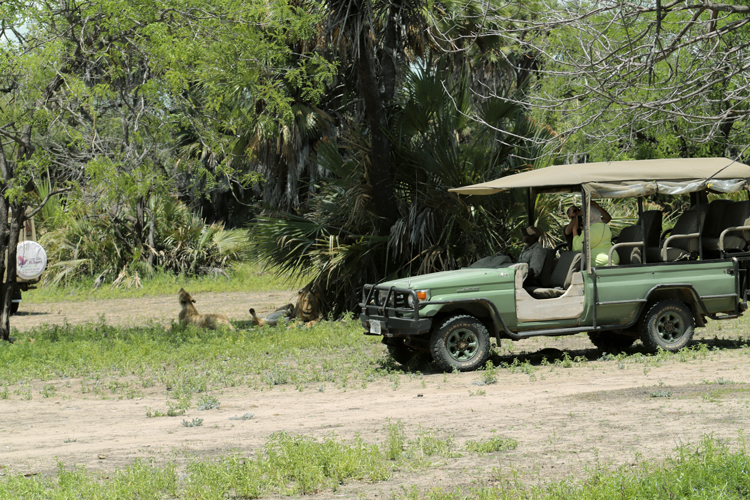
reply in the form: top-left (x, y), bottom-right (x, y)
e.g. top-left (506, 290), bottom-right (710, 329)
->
top-left (471, 1), bottom-right (750, 160)
top-left (0, 0), bottom-right (330, 339)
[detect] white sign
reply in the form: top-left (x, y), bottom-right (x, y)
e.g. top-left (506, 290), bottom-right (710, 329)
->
top-left (17, 241), bottom-right (47, 280)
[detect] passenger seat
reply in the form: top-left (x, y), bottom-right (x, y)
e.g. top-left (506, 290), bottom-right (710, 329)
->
top-left (615, 210), bottom-right (662, 265)
top-left (657, 208), bottom-right (704, 261)
top-left (702, 200), bottom-right (750, 256)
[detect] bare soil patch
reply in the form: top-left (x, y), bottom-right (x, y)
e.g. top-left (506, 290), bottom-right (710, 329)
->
top-left (3, 293), bottom-right (750, 498)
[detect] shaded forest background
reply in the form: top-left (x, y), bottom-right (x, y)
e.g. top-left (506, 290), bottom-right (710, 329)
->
top-left (2, 0), bottom-right (750, 317)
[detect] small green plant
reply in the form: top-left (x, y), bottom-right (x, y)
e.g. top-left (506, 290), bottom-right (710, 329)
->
top-left (40, 384), bottom-right (57, 398)
top-left (228, 413), bottom-right (255, 421)
top-left (166, 403), bottom-right (186, 417)
top-left (197, 395), bottom-right (220, 410)
top-left (555, 352), bottom-right (574, 368)
top-left (182, 418), bottom-right (203, 427)
top-left (411, 427), bottom-right (459, 458)
top-left (465, 432), bottom-right (518, 454)
top-left (649, 390), bottom-right (672, 398)
top-left (480, 361), bottom-right (498, 385)
top-left (384, 419), bottom-right (406, 461)
top-left (265, 368), bottom-right (289, 386)
top-left (145, 408), bottom-right (166, 418)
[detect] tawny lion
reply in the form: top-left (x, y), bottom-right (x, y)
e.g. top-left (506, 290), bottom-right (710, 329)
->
top-left (178, 288), bottom-right (234, 330)
top-left (248, 283), bottom-right (325, 327)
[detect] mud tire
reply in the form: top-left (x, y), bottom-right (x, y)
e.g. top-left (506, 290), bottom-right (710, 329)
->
top-left (639, 300), bottom-right (695, 353)
top-left (430, 315), bottom-right (491, 372)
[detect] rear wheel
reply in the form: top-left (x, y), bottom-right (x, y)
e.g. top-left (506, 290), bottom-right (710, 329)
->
top-left (587, 331), bottom-right (636, 352)
top-left (639, 300), bottom-right (695, 353)
top-left (430, 315), bottom-right (491, 372)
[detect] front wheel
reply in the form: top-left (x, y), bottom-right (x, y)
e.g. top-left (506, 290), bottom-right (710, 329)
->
top-left (588, 331), bottom-right (636, 352)
top-left (430, 315), bottom-right (491, 372)
top-left (386, 338), bottom-right (418, 366)
top-left (639, 300), bottom-right (695, 353)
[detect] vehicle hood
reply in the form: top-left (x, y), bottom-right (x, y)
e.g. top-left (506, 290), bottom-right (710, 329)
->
top-left (379, 267), bottom-right (514, 291)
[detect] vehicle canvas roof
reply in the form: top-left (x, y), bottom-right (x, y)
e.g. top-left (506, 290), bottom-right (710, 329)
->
top-left (449, 157), bottom-right (750, 198)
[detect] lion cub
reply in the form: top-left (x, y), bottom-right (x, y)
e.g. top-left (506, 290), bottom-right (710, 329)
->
top-left (178, 288), bottom-right (234, 330)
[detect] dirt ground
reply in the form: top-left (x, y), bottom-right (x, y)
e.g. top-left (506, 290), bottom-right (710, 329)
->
top-left (2, 292), bottom-right (750, 497)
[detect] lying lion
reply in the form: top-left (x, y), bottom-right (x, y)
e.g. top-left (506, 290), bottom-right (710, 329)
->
top-left (178, 288), bottom-right (234, 330)
top-left (249, 283), bottom-right (325, 327)
top-left (249, 304), bottom-right (294, 327)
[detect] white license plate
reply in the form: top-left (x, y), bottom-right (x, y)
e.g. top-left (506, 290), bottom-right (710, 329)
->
top-left (369, 320), bottom-right (382, 334)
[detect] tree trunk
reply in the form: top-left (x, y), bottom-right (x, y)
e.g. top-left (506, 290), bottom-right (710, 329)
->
top-left (0, 205), bottom-right (23, 341)
top-left (135, 196), bottom-right (145, 250)
top-left (0, 198), bottom-right (8, 342)
top-left (148, 200), bottom-right (156, 266)
top-left (357, 30), bottom-right (398, 235)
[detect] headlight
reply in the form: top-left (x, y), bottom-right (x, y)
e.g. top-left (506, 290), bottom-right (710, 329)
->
top-left (407, 289), bottom-right (429, 307)
top-left (378, 290), bottom-right (392, 306)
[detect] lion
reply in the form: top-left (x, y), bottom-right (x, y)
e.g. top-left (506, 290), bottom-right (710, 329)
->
top-left (295, 283), bottom-right (324, 323)
top-left (248, 283), bottom-right (326, 327)
top-left (249, 304), bottom-right (295, 327)
top-left (178, 288), bottom-right (234, 330)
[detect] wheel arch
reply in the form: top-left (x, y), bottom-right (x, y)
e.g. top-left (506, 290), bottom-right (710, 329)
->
top-left (429, 300), bottom-right (501, 339)
top-left (643, 285), bottom-right (705, 328)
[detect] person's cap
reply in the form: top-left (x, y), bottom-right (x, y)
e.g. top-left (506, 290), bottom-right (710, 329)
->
top-left (523, 226), bottom-right (542, 237)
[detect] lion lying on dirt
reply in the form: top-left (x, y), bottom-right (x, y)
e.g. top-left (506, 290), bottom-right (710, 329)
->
top-left (249, 284), bottom-right (325, 327)
top-left (178, 288), bottom-right (234, 330)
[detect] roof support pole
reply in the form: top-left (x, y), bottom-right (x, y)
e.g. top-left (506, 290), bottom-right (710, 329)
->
top-left (526, 188), bottom-right (534, 226)
top-left (583, 188), bottom-right (590, 273)
top-left (638, 197), bottom-right (646, 264)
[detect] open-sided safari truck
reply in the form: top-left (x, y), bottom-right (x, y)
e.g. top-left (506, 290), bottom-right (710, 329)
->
top-left (360, 158), bottom-right (750, 371)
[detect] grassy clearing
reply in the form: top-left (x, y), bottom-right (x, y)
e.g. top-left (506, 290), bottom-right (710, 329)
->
top-left (0, 318), bottom-right (394, 394)
top-left (397, 436), bottom-right (750, 500)
top-left (23, 262), bottom-right (300, 303)
top-left (1, 432), bottom-right (746, 499)
top-left (2, 317), bottom-right (749, 400)
top-left (0, 423), bottom-right (511, 498)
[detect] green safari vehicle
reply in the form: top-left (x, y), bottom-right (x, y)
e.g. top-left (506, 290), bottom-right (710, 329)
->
top-left (360, 158), bottom-right (750, 371)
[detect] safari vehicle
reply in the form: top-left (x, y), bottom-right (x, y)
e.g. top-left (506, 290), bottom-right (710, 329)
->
top-left (4, 216), bottom-right (47, 314)
top-left (360, 158), bottom-right (750, 372)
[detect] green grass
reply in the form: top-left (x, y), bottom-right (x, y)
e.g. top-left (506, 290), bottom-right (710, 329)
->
top-left (1, 431), bottom-right (746, 499)
top-left (465, 432), bottom-right (518, 455)
top-left (23, 262), bottom-right (301, 303)
top-left (0, 319), bottom-right (391, 392)
top-left (398, 436), bottom-right (750, 499)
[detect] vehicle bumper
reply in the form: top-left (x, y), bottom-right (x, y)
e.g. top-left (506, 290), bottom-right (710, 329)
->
top-left (360, 284), bottom-right (433, 337)
top-left (360, 313), bottom-right (433, 337)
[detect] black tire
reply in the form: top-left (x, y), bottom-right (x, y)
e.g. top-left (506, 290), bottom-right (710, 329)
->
top-left (639, 300), bottom-right (695, 353)
top-left (587, 331), bottom-right (636, 352)
top-left (430, 315), bottom-right (491, 372)
top-left (10, 302), bottom-right (19, 315)
top-left (386, 338), bottom-right (418, 366)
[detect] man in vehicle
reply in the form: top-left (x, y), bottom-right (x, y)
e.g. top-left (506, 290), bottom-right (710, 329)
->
top-left (518, 225), bottom-right (547, 286)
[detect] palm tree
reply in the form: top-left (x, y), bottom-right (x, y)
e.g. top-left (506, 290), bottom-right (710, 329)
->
top-left (251, 63), bottom-right (548, 314)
